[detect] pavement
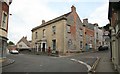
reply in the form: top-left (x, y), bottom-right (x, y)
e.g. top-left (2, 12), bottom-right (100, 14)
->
top-left (0, 58), bottom-right (15, 68)
top-left (93, 50), bottom-right (119, 73)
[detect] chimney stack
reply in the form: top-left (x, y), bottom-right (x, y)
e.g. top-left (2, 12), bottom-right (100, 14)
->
top-left (71, 5), bottom-right (76, 12)
top-left (94, 23), bottom-right (98, 26)
top-left (25, 36), bottom-right (27, 40)
top-left (83, 18), bottom-right (88, 25)
top-left (42, 20), bottom-right (45, 24)
top-left (9, 0), bottom-right (12, 5)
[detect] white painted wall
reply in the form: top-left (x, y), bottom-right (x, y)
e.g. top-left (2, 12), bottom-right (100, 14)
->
top-left (17, 41), bottom-right (30, 49)
top-left (98, 28), bottom-right (103, 46)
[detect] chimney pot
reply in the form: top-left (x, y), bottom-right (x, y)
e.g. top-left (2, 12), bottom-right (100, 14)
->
top-left (42, 20), bottom-right (45, 24)
top-left (83, 18), bottom-right (88, 25)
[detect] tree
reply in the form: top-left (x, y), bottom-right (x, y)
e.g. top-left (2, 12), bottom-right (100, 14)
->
top-left (8, 41), bottom-right (15, 45)
top-left (103, 23), bottom-right (110, 31)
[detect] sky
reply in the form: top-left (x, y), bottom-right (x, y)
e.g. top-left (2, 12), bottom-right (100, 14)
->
top-left (8, 0), bottom-right (109, 44)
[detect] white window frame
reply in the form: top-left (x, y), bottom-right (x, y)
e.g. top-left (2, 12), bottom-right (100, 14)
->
top-left (67, 25), bottom-right (71, 33)
top-left (1, 11), bottom-right (8, 30)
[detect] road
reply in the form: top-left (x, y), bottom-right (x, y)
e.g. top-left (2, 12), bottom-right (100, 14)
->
top-left (2, 50), bottom-right (109, 72)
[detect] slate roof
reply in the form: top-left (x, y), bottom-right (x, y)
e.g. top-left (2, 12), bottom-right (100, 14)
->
top-left (31, 12), bottom-right (71, 32)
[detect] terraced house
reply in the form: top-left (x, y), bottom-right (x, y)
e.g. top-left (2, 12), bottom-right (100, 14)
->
top-left (82, 18), bottom-right (94, 52)
top-left (31, 6), bottom-right (83, 55)
top-left (108, 1), bottom-right (120, 73)
top-left (0, 0), bottom-right (12, 58)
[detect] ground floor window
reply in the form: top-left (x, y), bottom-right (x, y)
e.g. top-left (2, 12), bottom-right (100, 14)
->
top-left (80, 41), bottom-right (83, 49)
top-left (0, 37), bottom-right (7, 58)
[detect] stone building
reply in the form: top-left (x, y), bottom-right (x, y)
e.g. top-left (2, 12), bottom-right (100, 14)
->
top-left (108, 1), bottom-right (120, 73)
top-left (31, 6), bottom-right (83, 55)
top-left (0, 0), bottom-right (12, 58)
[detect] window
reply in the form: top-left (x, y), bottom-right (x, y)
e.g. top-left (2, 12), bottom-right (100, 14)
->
top-left (67, 25), bottom-right (71, 33)
top-left (43, 29), bottom-right (46, 37)
top-left (52, 26), bottom-right (56, 34)
top-left (80, 30), bottom-right (82, 36)
top-left (52, 40), bottom-right (56, 50)
top-left (1, 12), bottom-right (7, 29)
top-left (80, 41), bottom-right (83, 48)
top-left (19, 45), bottom-right (22, 47)
top-left (96, 32), bottom-right (98, 39)
top-left (35, 32), bottom-right (38, 39)
top-left (68, 39), bottom-right (72, 48)
top-left (68, 39), bottom-right (72, 45)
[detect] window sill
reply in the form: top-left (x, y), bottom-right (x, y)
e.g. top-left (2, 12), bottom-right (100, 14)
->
top-left (0, 28), bottom-right (7, 32)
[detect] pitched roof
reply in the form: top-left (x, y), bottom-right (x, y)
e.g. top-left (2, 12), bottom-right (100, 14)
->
top-left (87, 23), bottom-right (94, 30)
top-left (31, 12), bottom-right (71, 32)
top-left (17, 36), bottom-right (31, 47)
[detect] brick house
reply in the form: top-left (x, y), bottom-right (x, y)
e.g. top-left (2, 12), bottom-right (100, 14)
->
top-left (31, 6), bottom-right (83, 55)
top-left (0, 0), bottom-right (12, 58)
top-left (82, 18), bottom-right (94, 51)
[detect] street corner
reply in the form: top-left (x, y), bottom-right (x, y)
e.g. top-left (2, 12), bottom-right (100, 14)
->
top-left (1, 58), bottom-right (15, 68)
top-left (89, 57), bottom-right (101, 73)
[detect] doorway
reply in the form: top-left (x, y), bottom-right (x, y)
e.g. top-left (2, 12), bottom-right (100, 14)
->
top-left (42, 43), bottom-right (46, 52)
top-left (52, 40), bottom-right (56, 50)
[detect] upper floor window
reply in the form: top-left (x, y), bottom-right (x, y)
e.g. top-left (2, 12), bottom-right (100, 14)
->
top-left (43, 29), bottom-right (46, 37)
top-left (96, 32), bottom-right (98, 39)
top-left (35, 32), bottom-right (38, 39)
top-left (1, 12), bottom-right (7, 29)
top-left (79, 30), bottom-right (83, 36)
top-left (19, 45), bottom-right (22, 47)
top-left (52, 26), bottom-right (56, 34)
top-left (67, 25), bottom-right (71, 33)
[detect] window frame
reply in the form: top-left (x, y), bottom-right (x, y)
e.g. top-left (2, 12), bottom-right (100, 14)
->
top-left (67, 25), bottom-right (71, 33)
top-left (35, 32), bottom-right (38, 39)
top-left (1, 11), bottom-right (8, 30)
top-left (52, 26), bottom-right (56, 34)
top-left (43, 29), bottom-right (46, 38)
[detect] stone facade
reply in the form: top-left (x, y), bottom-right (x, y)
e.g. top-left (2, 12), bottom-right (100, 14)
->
top-left (108, 1), bottom-right (120, 73)
top-left (31, 6), bottom-right (83, 55)
top-left (0, 0), bottom-right (12, 58)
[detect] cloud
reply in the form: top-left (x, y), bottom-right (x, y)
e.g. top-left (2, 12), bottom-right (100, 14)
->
top-left (8, 0), bottom-right (59, 44)
top-left (8, 0), bottom-right (109, 44)
top-left (88, 2), bottom-right (109, 27)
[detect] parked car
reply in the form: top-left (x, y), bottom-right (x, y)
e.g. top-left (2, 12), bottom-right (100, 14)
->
top-left (98, 45), bottom-right (109, 51)
top-left (10, 50), bottom-right (19, 54)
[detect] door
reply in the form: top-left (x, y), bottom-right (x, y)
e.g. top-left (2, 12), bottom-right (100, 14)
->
top-left (52, 40), bottom-right (56, 50)
top-left (42, 43), bottom-right (45, 52)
